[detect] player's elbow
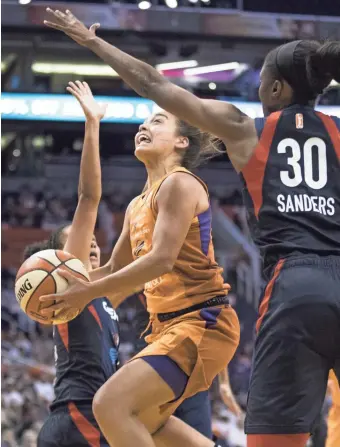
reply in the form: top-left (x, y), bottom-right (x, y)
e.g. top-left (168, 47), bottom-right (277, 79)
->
top-left (78, 191), bottom-right (101, 207)
top-left (152, 251), bottom-right (175, 274)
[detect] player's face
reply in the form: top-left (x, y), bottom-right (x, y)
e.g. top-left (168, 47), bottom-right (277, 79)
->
top-left (134, 111), bottom-right (188, 163)
top-left (89, 235), bottom-right (101, 269)
top-left (60, 227), bottom-right (101, 269)
top-left (259, 65), bottom-right (291, 116)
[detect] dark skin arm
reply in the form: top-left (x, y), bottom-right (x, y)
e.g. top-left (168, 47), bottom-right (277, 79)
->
top-left (43, 8), bottom-right (258, 171)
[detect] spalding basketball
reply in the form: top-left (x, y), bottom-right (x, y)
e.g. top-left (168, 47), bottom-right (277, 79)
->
top-left (15, 249), bottom-right (90, 325)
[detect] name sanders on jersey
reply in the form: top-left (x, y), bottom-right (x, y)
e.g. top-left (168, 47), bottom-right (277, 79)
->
top-left (277, 194), bottom-right (335, 216)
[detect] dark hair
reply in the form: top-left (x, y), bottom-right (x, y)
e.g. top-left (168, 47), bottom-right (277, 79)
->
top-left (264, 40), bottom-right (340, 103)
top-left (47, 224), bottom-right (69, 250)
top-left (23, 240), bottom-right (49, 261)
top-left (176, 119), bottom-right (223, 170)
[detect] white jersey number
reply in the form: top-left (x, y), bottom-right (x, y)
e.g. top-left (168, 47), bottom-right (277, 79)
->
top-left (278, 137), bottom-right (327, 190)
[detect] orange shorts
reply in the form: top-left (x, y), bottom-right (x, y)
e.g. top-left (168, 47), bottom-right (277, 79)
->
top-left (131, 303), bottom-right (240, 415)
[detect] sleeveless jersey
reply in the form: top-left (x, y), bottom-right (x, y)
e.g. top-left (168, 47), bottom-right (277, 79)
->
top-left (129, 167), bottom-right (228, 314)
top-left (240, 105), bottom-right (340, 269)
top-left (50, 297), bottom-right (119, 410)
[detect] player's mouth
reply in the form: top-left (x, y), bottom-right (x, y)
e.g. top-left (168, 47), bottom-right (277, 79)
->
top-left (136, 133), bottom-right (152, 145)
top-left (90, 250), bottom-right (98, 260)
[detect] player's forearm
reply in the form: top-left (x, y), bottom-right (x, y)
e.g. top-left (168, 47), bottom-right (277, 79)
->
top-left (78, 119), bottom-right (101, 203)
top-left (89, 250), bottom-right (171, 299)
top-left (218, 367), bottom-right (230, 385)
top-left (86, 37), bottom-right (170, 104)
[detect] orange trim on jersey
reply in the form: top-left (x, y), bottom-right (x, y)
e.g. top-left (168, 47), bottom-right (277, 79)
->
top-left (68, 402), bottom-right (100, 447)
top-left (242, 111), bottom-right (282, 219)
top-left (56, 323), bottom-right (69, 352)
top-left (316, 112), bottom-right (340, 160)
top-left (88, 305), bottom-right (103, 330)
top-left (256, 259), bottom-right (285, 333)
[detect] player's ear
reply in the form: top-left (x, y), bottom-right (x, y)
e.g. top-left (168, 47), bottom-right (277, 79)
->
top-left (272, 80), bottom-right (283, 98)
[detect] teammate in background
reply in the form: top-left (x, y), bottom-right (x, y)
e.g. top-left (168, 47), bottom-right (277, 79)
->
top-left (40, 106), bottom-right (240, 447)
top-left (23, 81), bottom-right (119, 447)
top-left (43, 11), bottom-right (340, 447)
top-left (326, 370), bottom-right (340, 447)
top-left (134, 292), bottom-right (243, 440)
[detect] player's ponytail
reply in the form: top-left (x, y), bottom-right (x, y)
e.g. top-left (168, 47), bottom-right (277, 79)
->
top-left (176, 119), bottom-right (223, 170)
top-left (306, 41), bottom-right (340, 95)
top-left (48, 224), bottom-right (69, 250)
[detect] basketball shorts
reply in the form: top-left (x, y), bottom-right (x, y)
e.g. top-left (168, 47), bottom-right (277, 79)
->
top-left (132, 300), bottom-right (240, 417)
top-left (174, 390), bottom-right (212, 439)
top-left (37, 403), bottom-right (109, 447)
top-left (245, 254), bottom-right (340, 435)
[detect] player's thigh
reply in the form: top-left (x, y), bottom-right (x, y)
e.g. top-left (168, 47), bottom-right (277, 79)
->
top-left (174, 391), bottom-right (212, 438)
top-left (93, 358), bottom-right (181, 429)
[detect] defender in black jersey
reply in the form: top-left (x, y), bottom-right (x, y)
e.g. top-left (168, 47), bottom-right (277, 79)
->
top-left (24, 229), bottom-right (119, 447)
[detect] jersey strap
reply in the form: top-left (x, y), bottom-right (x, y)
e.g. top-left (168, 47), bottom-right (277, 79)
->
top-left (316, 112), bottom-right (340, 160)
top-left (241, 111), bottom-right (282, 218)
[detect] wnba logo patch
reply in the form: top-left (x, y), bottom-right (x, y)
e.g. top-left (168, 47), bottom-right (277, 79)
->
top-left (295, 113), bottom-right (304, 129)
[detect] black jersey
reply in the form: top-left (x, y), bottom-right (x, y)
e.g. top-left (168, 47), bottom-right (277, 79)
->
top-left (50, 297), bottom-right (119, 411)
top-left (240, 105), bottom-right (340, 270)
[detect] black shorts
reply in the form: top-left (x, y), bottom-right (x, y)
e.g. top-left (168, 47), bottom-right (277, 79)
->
top-left (38, 403), bottom-right (109, 447)
top-left (245, 254), bottom-right (340, 435)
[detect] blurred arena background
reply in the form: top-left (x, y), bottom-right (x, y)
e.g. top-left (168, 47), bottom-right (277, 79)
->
top-left (1, 1), bottom-right (340, 446)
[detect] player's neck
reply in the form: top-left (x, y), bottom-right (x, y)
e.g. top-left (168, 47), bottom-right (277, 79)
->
top-left (145, 160), bottom-right (181, 188)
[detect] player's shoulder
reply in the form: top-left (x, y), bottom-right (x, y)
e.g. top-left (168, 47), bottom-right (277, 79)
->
top-left (158, 171), bottom-right (206, 202)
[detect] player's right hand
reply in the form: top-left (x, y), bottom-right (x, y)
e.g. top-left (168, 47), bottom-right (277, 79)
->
top-left (67, 81), bottom-right (107, 121)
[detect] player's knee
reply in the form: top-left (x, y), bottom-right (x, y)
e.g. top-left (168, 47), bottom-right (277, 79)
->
top-left (93, 381), bottom-right (131, 422)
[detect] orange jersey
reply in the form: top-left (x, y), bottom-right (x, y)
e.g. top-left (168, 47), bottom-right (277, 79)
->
top-left (129, 167), bottom-right (228, 314)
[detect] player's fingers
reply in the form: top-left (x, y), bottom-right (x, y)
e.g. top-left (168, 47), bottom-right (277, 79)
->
top-left (41, 302), bottom-right (66, 314)
top-left (89, 23), bottom-right (100, 34)
top-left (55, 268), bottom-right (78, 282)
top-left (66, 86), bottom-right (81, 101)
top-left (75, 80), bottom-right (87, 94)
top-left (67, 82), bottom-right (82, 96)
top-left (46, 8), bottom-right (65, 24)
top-left (55, 10), bottom-right (66, 20)
top-left (39, 294), bottom-right (59, 303)
top-left (43, 20), bottom-right (66, 31)
top-left (82, 81), bottom-right (92, 95)
top-left (65, 9), bottom-right (76, 19)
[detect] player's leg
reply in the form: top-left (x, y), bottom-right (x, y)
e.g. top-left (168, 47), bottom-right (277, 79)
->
top-left (153, 416), bottom-right (222, 447)
top-left (326, 368), bottom-right (340, 447)
top-left (93, 357), bottom-right (214, 447)
top-left (173, 390), bottom-right (212, 438)
top-left (246, 258), bottom-right (337, 447)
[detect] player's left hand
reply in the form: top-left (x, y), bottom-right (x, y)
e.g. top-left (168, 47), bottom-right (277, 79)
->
top-left (219, 383), bottom-right (243, 419)
top-left (39, 269), bottom-right (94, 319)
top-left (44, 8), bottom-right (100, 47)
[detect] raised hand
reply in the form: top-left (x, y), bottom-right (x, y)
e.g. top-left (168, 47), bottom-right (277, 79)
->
top-left (67, 81), bottom-right (107, 121)
top-left (44, 8), bottom-right (100, 46)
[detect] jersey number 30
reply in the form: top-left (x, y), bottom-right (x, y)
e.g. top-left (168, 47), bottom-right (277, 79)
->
top-left (278, 137), bottom-right (327, 190)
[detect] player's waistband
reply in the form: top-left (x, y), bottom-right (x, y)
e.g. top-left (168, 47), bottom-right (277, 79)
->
top-left (282, 253), bottom-right (340, 269)
top-left (157, 296), bottom-right (229, 322)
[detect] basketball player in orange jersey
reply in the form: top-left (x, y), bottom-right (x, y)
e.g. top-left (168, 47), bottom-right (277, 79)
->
top-left (43, 10), bottom-right (340, 447)
top-left (40, 107), bottom-right (240, 447)
top-left (25, 80), bottom-right (120, 447)
top-left (326, 370), bottom-right (340, 447)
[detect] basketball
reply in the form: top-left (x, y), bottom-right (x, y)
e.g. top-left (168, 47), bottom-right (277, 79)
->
top-left (15, 249), bottom-right (90, 325)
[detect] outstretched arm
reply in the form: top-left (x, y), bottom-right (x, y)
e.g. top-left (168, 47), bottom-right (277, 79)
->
top-left (44, 9), bottom-right (255, 148)
top-left (63, 81), bottom-right (107, 269)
